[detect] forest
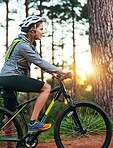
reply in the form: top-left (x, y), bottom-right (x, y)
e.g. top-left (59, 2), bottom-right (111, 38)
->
top-left (0, 0), bottom-right (113, 147)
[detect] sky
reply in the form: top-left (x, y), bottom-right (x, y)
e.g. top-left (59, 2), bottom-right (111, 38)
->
top-left (0, 0), bottom-right (25, 70)
top-left (0, 0), bottom-right (92, 81)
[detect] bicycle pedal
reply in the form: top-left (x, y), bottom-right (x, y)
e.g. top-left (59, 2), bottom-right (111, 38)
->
top-left (27, 128), bottom-right (48, 134)
top-left (23, 133), bottom-right (31, 139)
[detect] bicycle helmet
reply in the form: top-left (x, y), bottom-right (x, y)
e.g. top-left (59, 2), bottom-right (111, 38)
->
top-left (19, 15), bottom-right (46, 33)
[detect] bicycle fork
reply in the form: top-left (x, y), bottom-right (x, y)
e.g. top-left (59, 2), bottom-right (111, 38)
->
top-left (71, 106), bottom-right (87, 135)
top-left (65, 93), bottom-right (87, 135)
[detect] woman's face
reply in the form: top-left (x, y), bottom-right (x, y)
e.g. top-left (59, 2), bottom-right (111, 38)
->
top-left (35, 22), bottom-right (44, 40)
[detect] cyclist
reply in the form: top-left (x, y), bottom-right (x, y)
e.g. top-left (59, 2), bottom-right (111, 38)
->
top-left (0, 15), bottom-right (71, 133)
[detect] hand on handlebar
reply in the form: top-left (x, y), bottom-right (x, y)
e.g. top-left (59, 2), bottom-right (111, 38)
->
top-left (51, 70), bottom-right (73, 80)
top-left (61, 70), bottom-right (74, 79)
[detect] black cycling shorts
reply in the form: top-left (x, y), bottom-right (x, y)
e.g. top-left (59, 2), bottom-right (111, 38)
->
top-left (0, 75), bottom-right (44, 111)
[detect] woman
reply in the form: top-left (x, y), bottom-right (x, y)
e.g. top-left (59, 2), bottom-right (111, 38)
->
top-left (0, 15), bottom-right (72, 133)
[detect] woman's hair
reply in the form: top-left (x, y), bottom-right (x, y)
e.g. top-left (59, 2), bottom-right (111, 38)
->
top-left (28, 21), bottom-right (43, 32)
top-left (36, 21), bottom-right (42, 27)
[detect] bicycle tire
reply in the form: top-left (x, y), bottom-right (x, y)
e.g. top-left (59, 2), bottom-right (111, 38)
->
top-left (54, 101), bottom-right (112, 148)
top-left (0, 107), bottom-right (23, 147)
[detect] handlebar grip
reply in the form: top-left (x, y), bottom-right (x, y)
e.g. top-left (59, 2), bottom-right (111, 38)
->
top-left (52, 72), bottom-right (73, 80)
top-left (65, 72), bottom-right (73, 79)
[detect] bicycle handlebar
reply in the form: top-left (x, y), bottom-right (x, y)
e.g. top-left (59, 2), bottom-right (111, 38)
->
top-left (52, 72), bottom-right (73, 81)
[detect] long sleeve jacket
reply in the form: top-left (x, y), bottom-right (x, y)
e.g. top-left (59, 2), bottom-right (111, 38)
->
top-left (0, 33), bottom-right (62, 76)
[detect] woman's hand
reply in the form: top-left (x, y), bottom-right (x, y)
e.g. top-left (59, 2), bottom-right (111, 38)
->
top-left (51, 70), bottom-right (73, 79)
top-left (62, 70), bottom-right (74, 78)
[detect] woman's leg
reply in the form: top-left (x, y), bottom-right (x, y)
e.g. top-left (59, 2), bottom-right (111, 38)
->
top-left (31, 83), bottom-right (51, 120)
top-left (0, 76), bottom-right (51, 132)
top-left (28, 83), bottom-right (51, 132)
top-left (3, 91), bottom-right (17, 148)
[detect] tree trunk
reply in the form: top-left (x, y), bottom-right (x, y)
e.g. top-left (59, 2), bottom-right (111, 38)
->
top-left (6, 0), bottom-right (9, 50)
top-left (25, 0), bottom-right (33, 116)
top-left (88, 0), bottom-right (113, 116)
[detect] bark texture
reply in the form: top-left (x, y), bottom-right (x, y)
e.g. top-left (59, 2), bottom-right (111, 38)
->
top-left (88, 0), bottom-right (113, 115)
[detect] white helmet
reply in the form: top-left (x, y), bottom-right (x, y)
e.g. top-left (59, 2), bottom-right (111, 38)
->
top-left (19, 15), bottom-right (46, 32)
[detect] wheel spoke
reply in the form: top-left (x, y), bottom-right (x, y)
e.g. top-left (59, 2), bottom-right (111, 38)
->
top-left (54, 102), bottom-right (112, 148)
top-left (0, 108), bottom-right (23, 147)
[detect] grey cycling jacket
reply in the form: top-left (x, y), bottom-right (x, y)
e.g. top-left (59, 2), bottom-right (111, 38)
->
top-left (0, 33), bottom-right (62, 76)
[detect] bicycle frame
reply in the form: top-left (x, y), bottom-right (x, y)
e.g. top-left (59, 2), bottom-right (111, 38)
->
top-left (1, 85), bottom-right (63, 133)
top-left (0, 74), bottom-right (112, 147)
top-left (0, 75), bottom-right (74, 143)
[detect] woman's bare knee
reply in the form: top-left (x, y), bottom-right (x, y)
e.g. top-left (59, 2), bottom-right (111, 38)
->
top-left (41, 83), bottom-right (51, 93)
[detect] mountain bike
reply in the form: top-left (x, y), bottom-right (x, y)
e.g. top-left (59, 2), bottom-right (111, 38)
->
top-left (0, 74), bottom-right (112, 148)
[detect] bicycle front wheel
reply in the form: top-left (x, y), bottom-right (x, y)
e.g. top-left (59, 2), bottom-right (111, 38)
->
top-left (0, 107), bottom-right (23, 148)
top-left (54, 101), bottom-right (112, 148)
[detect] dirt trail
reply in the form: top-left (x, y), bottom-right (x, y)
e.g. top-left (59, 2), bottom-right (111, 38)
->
top-left (0, 136), bottom-right (113, 148)
top-left (37, 137), bottom-right (113, 148)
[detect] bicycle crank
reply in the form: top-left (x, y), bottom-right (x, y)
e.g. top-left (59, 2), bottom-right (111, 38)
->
top-left (24, 133), bottom-right (38, 148)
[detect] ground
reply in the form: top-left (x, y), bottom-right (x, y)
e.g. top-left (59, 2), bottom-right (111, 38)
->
top-left (37, 137), bottom-right (113, 148)
top-left (0, 137), bottom-right (113, 148)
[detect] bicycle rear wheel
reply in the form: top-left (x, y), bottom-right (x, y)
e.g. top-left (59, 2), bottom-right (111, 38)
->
top-left (0, 107), bottom-right (23, 148)
top-left (54, 101), bottom-right (112, 148)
